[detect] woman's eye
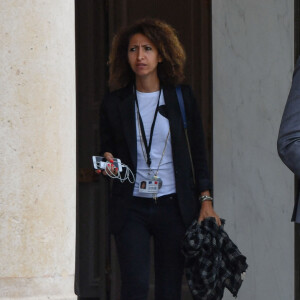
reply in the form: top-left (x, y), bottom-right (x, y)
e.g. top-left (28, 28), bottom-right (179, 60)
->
top-left (145, 46), bottom-right (152, 51)
top-left (129, 47), bottom-right (136, 52)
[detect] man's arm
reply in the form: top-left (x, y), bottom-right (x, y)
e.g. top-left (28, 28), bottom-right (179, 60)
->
top-left (278, 57), bottom-right (300, 177)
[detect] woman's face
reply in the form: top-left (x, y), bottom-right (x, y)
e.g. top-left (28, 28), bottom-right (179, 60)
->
top-left (128, 33), bottom-right (162, 80)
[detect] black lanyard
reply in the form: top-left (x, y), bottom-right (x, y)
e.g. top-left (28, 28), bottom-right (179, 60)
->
top-left (135, 87), bottom-right (162, 168)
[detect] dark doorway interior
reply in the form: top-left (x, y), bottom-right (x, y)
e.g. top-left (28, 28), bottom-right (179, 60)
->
top-left (75, 0), bottom-right (212, 299)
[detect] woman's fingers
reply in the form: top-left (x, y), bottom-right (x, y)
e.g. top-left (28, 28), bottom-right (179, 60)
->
top-left (95, 152), bottom-right (119, 176)
top-left (104, 152), bottom-right (114, 161)
top-left (214, 215), bottom-right (222, 226)
top-left (105, 162), bottom-right (118, 175)
top-left (102, 152), bottom-right (118, 175)
top-left (198, 214), bottom-right (221, 226)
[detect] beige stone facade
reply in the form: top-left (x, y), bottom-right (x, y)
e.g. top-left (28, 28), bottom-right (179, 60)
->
top-left (0, 1), bottom-right (76, 299)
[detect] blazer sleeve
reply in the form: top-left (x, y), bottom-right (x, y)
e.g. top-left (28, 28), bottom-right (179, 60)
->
top-left (183, 85), bottom-right (213, 193)
top-left (277, 56), bottom-right (300, 178)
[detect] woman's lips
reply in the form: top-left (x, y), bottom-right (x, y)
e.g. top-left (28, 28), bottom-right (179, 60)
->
top-left (136, 63), bottom-right (146, 67)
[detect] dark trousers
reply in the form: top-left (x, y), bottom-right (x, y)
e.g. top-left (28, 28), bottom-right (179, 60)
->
top-left (114, 194), bottom-right (186, 300)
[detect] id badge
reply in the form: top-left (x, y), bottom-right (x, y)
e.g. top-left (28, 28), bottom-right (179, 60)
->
top-left (139, 180), bottom-right (159, 193)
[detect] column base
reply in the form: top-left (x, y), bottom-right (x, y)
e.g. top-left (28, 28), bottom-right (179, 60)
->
top-left (0, 275), bottom-right (76, 299)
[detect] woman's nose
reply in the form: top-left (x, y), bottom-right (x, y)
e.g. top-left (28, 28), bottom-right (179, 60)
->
top-left (137, 47), bottom-right (143, 60)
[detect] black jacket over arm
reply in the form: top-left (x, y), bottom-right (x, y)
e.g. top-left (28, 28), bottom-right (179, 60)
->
top-left (100, 84), bottom-right (212, 233)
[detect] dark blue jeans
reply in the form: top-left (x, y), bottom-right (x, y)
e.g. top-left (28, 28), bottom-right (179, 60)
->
top-left (114, 194), bottom-right (186, 300)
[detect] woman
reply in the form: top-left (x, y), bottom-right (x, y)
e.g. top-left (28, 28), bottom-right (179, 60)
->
top-left (100, 18), bottom-right (220, 300)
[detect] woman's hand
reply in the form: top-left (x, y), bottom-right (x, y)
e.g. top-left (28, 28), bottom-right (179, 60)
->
top-left (198, 192), bottom-right (221, 226)
top-left (96, 152), bottom-right (118, 176)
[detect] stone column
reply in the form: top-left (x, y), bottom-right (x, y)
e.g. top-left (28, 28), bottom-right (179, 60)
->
top-left (0, 1), bottom-right (76, 299)
top-left (212, 1), bottom-right (294, 299)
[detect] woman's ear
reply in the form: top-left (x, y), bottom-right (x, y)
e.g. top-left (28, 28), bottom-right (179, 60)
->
top-left (158, 55), bottom-right (163, 63)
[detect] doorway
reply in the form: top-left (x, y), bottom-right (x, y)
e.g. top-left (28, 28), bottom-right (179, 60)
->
top-left (75, 0), bottom-right (213, 298)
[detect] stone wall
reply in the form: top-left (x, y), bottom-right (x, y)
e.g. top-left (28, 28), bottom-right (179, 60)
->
top-left (213, 1), bottom-right (294, 299)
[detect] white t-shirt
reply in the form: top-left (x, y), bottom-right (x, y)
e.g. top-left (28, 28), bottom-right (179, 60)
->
top-left (133, 90), bottom-right (176, 198)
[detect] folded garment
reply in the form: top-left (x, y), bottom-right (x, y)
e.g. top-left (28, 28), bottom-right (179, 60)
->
top-left (182, 217), bottom-right (248, 299)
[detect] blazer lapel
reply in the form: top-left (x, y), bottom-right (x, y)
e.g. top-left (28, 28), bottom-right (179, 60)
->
top-left (119, 88), bottom-right (137, 172)
top-left (117, 85), bottom-right (184, 173)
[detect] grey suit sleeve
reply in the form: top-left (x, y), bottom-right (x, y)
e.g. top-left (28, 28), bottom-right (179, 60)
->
top-left (277, 57), bottom-right (300, 177)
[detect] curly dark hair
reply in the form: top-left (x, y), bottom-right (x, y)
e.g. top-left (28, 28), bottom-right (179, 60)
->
top-left (108, 18), bottom-right (186, 91)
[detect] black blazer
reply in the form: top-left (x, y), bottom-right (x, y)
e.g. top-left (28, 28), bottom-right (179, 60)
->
top-left (100, 84), bottom-right (212, 233)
